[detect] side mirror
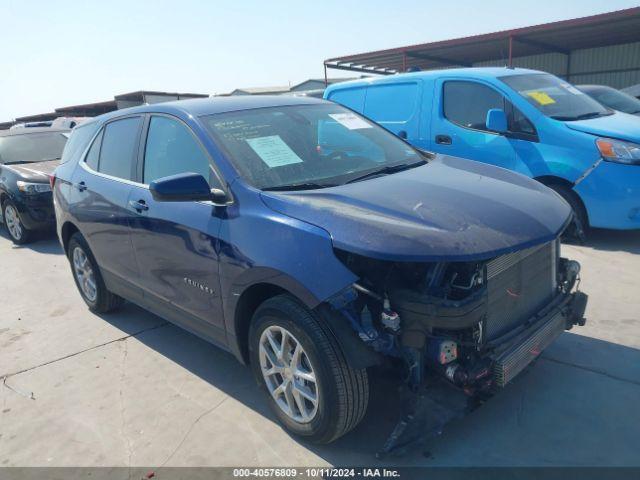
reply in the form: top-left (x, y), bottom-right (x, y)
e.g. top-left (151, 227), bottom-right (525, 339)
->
top-left (150, 172), bottom-right (225, 203)
top-left (485, 108), bottom-right (508, 134)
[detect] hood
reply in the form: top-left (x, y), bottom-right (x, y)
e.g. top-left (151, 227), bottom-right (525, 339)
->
top-left (564, 111), bottom-right (640, 143)
top-left (260, 156), bottom-right (571, 262)
top-left (4, 159), bottom-right (59, 182)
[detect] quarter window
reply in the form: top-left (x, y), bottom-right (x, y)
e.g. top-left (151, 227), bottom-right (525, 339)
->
top-left (97, 117), bottom-right (142, 180)
top-left (143, 116), bottom-right (212, 185)
top-left (443, 81), bottom-right (505, 131)
top-left (85, 130), bottom-right (103, 171)
top-left (508, 104), bottom-right (537, 136)
top-left (60, 122), bottom-right (99, 164)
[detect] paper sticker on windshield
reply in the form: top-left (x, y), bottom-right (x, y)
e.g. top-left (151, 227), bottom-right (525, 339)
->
top-left (526, 91), bottom-right (556, 106)
top-left (329, 113), bottom-right (372, 130)
top-left (246, 135), bottom-right (303, 168)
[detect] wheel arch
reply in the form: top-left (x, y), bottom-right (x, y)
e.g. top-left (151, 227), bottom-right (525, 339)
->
top-left (230, 278), bottom-right (382, 371)
top-left (534, 175), bottom-right (590, 225)
top-left (231, 282), bottom-right (291, 364)
top-left (60, 221), bottom-right (80, 254)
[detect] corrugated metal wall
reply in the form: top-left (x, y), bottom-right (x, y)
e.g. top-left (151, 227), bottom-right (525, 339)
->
top-left (473, 41), bottom-right (640, 88)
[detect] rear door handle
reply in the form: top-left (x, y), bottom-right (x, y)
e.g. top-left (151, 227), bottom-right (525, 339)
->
top-left (74, 181), bottom-right (87, 192)
top-left (435, 135), bottom-right (452, 145)
top-left (129, 199), bottom-right (149, 212)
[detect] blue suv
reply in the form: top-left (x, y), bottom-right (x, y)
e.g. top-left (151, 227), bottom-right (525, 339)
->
top-left (53, 96), bottom-right (587, 445)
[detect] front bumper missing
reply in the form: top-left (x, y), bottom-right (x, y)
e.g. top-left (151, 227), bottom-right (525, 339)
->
top-left (377, 290), bottom-right (587, 458)
top-left (490, 291), bottom-right (587, 388)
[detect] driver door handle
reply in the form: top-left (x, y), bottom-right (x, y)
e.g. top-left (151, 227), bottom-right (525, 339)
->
top-left (129, 199), bottom-right (149, 212)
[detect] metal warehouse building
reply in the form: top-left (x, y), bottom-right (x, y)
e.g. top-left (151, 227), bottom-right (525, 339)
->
top-left (324, 7), bottom-right (640, 89)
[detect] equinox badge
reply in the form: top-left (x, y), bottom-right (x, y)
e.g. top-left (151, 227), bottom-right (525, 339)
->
top-left (184, 277), bottom-right (215, 295)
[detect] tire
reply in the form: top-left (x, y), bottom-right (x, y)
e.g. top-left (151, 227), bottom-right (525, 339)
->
top-left (249, 294), bottom-right (369, 444)
top-left (67, 232), bottom-right (124, 313)
top-left (2, 199), bottom-right (32, 245)
top-left (549, 184), bottom-right (588, 242)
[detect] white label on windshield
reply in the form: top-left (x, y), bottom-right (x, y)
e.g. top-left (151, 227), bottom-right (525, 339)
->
top-left (246, 135), bottom-right (303, 168)
top-left (562, 84), bottom-right (584, 95)
top-left (329, 113), bottom-right (372, 130)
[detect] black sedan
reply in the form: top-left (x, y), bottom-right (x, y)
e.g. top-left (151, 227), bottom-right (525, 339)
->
top-left (0, 127), bottom-right (69, 244)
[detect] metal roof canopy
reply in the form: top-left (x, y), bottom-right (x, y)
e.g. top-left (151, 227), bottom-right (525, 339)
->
top-left (324, 7), bottom-right (640, 75)
top-left (2, 90), bottom-right (210, 129)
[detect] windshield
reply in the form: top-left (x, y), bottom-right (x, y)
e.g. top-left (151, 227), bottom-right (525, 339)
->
top-left (203, 103), bottom-right (424, 190)
top-left (500, 73), bottom-right (611, 121)
top-left (0, 131), bottom-right (68, 164)
top-left (581, 86), bottom-right (640, 115)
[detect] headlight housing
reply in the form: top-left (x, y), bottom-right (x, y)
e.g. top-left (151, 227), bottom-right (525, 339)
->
top-left (596, 138), bottom-right (640, 165)
top-left (16, 181), bottom-right (52, 194)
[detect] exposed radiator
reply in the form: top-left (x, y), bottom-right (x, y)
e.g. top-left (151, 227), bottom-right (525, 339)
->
top-left (485, 241), bottom-right (557, 340)
top-left (493, 309), bottom-right (566, 387)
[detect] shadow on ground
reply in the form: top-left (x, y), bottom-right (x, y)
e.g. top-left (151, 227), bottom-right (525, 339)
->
top-left (583, 228), bottom-right (640, 255)
top-left (97, 300), bottom-right (640, 466)
top-left (0, 228), bottom-right (63, 255)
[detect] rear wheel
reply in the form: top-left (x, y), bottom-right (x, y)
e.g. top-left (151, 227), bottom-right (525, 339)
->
top-left (2, 200), bottom-right (32, 245)
top-left (549, 184), bottom-right (588, 242)
top-left (249, 295), bottom-right (369, 444)
top-left (67, 232), bottom-right (124, 313)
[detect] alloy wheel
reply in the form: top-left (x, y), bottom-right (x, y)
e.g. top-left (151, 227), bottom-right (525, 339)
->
top-left (4, 205), bottom-right (23, 241)
top-left (259, 325), bottom-right (319, 423)
top-left (72, 247), bottom-right (97, 302)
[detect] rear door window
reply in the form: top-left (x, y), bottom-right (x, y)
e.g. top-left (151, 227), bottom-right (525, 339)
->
top-left (97, 116), bottom-right (142, 180)
top-left (443, 81), bottom-right (505, 131)
top-left (143, 116), bottom-right (213, 185)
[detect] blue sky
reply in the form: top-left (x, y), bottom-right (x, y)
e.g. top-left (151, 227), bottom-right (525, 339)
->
top-left (1, 0), bottom-right (638, 120)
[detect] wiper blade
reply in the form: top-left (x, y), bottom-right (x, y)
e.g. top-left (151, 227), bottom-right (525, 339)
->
top-left (263, 182), bottom-right (337, 191)
top-left (551, 112), bottom-right (608, 121)
top-left (345, 160), bottom-right (426, 184)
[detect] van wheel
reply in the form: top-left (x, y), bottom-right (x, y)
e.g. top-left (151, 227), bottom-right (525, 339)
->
top-left (549, 184), bottom-right (588, 242)
top-left (67, 232), bottom-right (124, 313)
top-left (249, 295), bottom-right (369, 444)
top-left (2, 200), bottom-right (32, 245)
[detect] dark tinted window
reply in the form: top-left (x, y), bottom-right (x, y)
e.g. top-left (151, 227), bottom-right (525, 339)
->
top-left (143, 116), bottom-right (213, 184)
top-left (98, 117), bottom-right (142, 180)
top-left (443, 81), bottom-right (504, 131)
top-left (0, 132), bottom-right (68, 164)
top-left (60, 122), bottom-right (99, 164)
top-left (85, 130), bottom-right (103, 170)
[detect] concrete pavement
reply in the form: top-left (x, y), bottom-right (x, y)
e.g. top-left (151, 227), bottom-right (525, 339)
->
top-left (1, 228), bottom-right (639, 466)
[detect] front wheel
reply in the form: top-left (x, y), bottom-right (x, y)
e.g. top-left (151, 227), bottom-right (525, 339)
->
top-left (549, 184), bottom-right (588, 242)
top-left (2, 200), bottom-right (32, 244)
top-left (249, 295), bottom-right (369, 444)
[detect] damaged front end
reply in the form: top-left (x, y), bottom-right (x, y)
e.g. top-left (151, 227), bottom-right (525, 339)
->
top-left (326, 238), bottom-right (587, 455)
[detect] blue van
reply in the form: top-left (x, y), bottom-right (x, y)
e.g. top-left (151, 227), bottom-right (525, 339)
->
top-left (325, 68), bottom-right (640, 237)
